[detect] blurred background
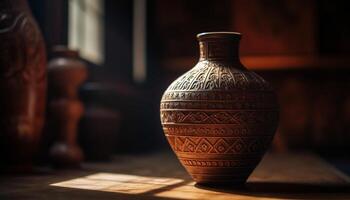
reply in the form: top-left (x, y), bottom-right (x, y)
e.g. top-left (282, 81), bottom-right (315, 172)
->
top-left (28, 0), bottom-right (350, 159)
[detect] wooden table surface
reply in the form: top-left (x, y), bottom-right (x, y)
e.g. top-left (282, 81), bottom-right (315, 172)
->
top-left (1, 152), bottom-right (350, 200)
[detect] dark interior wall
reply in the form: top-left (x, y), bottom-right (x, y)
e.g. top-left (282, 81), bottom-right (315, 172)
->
top-left (28, 0), bottom-right (68, 58)
top-left (152, 0), bottom-right (232, 62)
top-left (318, 0), bottom-right (350, 55)
top-left (84, 0), bottom-right (167, 154)
top-left (103, 0), bottom-right (133, 82)
top-left (257, 68), bottom-right (350, 155)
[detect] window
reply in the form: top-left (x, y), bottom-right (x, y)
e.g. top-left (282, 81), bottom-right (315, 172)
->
top-left (68, 0), bottom-right (104, 65)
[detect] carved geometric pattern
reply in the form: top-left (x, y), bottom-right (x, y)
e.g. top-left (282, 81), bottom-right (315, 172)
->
top-left (162, 90), bottom-right (276, 102)
top-left (213, 139), bottom-right (230, 153)
top-left (161, 110), bottom-right (278, 124)
top-left (160, 53), bottom-right (279, 183)
top-left (166, 61), bottom-right (272, 91)
top-left (181, 159), bottom-right (259, 168)
top-left (161, 97), bottom-right (277, 110)
top-left (195, 138), bottom-right (212, 153)
top-left (168, 136), bottom-right (272, 154)
top-left (163, 125), bottom-right (277, 137)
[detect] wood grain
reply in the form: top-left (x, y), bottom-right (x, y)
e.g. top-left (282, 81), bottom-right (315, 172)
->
top-left (0, 152), bottom-right (349, 199)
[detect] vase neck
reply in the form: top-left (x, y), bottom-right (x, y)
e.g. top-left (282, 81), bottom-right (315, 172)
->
top-left (198, 32), bottom-right (241, 63)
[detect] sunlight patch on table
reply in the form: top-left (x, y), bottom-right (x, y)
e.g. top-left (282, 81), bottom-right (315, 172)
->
top-left (51, 172), bottom-right (184, 194)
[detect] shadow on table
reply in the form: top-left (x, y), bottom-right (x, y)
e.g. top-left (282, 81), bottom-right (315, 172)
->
top-left (196, 181), bottom-right (350, 199)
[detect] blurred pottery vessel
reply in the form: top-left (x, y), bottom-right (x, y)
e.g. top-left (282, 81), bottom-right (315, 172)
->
top-left (160, 32), bottom-right (279, 185)
top-left (48, 46), bottom-right (86, 168)
top-left (0, 0), bottom-right (47, 171)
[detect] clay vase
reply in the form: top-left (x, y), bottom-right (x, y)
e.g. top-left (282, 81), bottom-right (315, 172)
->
top-left (160, 32), bottom-right (279, 185)
top-left (48, 46), bottom-right (86, 168)
top-left (0, 0), bottom-right (47, 171)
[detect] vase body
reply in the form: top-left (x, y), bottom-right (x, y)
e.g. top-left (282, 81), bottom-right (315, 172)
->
top-left (0, 0), bottom-right (47, 171)
top-left (160, 32), bottom-right (279, 185)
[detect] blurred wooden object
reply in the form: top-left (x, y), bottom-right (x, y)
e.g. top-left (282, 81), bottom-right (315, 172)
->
top-left (1, 152), bottom-right (349, 199)
top-left (48, 46), bottom-right (87, 168)
top-left (0, 0), bottom-right (47, 172)
top-left (80, 106), bottom-right (120, 161)
top-left (79, 82), bottom-right (121, 160)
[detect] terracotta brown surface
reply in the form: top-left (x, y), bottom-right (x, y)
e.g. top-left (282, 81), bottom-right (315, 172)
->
top-left (160, 32), bottom-right (279, 185)
top-left (0, 0), bottom-right (47, 171)
top-left (48, 46), bottom-right (87, 168)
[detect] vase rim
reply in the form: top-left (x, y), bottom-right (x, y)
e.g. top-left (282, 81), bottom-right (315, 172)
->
top-left (197, 32), bottom-right (242, 40)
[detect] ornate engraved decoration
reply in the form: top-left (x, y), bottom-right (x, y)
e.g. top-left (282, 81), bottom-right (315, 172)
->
top-left (160, 32), bottom-right (279, 184)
